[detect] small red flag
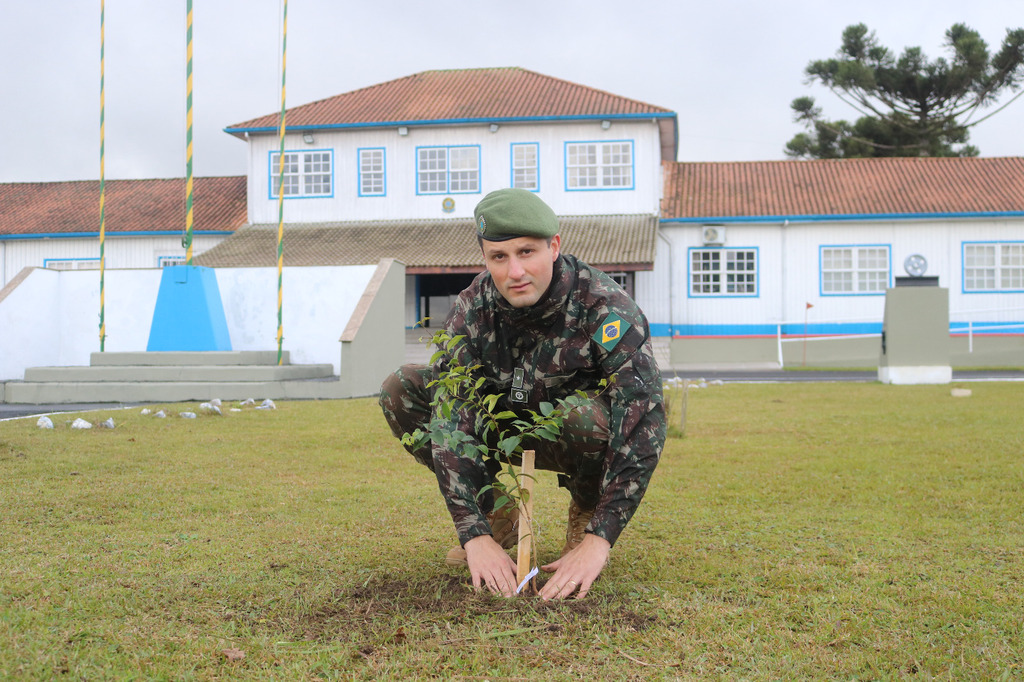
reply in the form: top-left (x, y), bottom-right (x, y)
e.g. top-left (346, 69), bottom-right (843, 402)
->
top-left (806, 302), bottom-right (814, 309)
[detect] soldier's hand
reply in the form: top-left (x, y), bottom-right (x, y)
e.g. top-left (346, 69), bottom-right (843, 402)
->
top-left (539, 533), bottom-right (610, 600)
top-left (464, 535), bottom-right (518, 597)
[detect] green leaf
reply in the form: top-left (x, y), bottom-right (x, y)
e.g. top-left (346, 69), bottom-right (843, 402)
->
top-left (497, 436), bottom-right (521, 456)
top-left (533, 428), bottom-right (557, 442)
top-left (539, 401), bottom-right (555, 417)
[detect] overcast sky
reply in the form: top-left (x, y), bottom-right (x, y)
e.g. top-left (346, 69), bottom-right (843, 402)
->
top-left (2, 0), bottom-right (1022, 183)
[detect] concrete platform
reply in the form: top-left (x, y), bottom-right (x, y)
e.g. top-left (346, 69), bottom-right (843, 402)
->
top-left (23, 364), bottom-right (334, 383)
top-left (89, 351), bottom-right (292, 366)
top-left (3, 351), bottom-right (340, 405)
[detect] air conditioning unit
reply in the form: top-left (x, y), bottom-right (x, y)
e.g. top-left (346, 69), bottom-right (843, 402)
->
top-left (702, 225), bottom-right (726, 245)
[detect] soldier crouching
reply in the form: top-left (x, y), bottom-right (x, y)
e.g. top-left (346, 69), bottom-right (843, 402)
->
top-left (379, 188), bottom-right (665, 600)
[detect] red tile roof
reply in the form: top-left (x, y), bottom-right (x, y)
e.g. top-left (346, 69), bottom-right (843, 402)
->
top-left (662, 157), bottom-right (1024, 219)
top-left (227, 67), bottom-right (674, 131)
top-left (0, 177), bottom-right (247, 236)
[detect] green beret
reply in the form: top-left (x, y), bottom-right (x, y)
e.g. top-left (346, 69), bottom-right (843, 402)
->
top-left (474, 188), bottom-right (559, 242)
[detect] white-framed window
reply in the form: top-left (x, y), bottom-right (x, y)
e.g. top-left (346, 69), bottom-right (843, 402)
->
top-left (269, 149), bottom-right (333, 198)
top-left (511, 143), bottom-right (539, 191)
top-left (820, 245), bottom-right (889, 295)
top-left (964, 242), bottom-right (1024, 292)
top-left (689, 248), bottom-right (758, 297)
top-left (565, 140), bottom-right (634, 190)
top-left (608, 271), bottom-right (634, 297)
top-left (156, 255), bottom-right (186, 268)
top-left (44, 258), bottom-right (101, 271)
top-left (416, 145), bottom-right (480, 194)
top-left (358, 148), bottom-right (386, 197)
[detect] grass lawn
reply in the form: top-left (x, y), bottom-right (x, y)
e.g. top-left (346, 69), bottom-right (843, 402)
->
top-left (1, 382), bottom-right (1022, 680)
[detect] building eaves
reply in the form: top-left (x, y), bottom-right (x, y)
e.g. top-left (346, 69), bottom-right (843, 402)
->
top-left (193, 215), bottom-right (658, 273)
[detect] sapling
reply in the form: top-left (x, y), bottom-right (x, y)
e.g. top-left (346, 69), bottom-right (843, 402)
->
top-left (402, 328), bottom-right (609, 593)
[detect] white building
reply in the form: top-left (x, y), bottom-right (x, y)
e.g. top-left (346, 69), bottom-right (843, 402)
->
top-left (0, 176), bottom-right (245, 287)
top-left (199, 67), bottom-right (674, 326)
top-left (3, 67), bottom-right (1022, 369)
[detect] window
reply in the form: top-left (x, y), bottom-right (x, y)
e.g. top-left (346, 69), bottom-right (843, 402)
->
top-left (156, 256), bottom-right (186, 268)
top-left (565, 140), bottom-right (634, 190)
top-left (964, 242), bottom-right (1024, 292)
top-left (269, 150), bottom-right (333, 198)
top-left (358, 148), bottom-right (386, 196)
top-left (417, 146), bottom-right (480, 194)
top-left (689, 248), bottom-right (758, 296)
top-left (511, 143), bottom-right (539, 191)
top-left (44, 259), bottom-right (101, 271)
top-left (608, 272), bottom-right (634, 297)
top-left (821, 245), bottom-right (889, 295)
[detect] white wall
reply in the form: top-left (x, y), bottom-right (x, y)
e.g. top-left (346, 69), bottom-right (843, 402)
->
top-left (219, 265), bottom-right (376, 371)
top-left (642, 217), bottom-right (1024, 337)
top-left (0, 234), bottom-right (228, 287)
top-left (246, 120), bottom-right (663, 224)
top-left (0, 264), bottom-right (379, 380)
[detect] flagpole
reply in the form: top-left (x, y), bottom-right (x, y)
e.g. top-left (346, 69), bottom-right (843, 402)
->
top-left (274, 0), bottom-right (288, 366)
top-left (98, 0), bottom-right (107, 352)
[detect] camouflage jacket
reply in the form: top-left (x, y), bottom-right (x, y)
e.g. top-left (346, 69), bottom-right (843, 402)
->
top-left (433, 254), bottom-right (665, 548)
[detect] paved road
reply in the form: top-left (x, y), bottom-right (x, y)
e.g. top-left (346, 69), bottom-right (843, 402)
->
top-left (660, 368), bottom-right (1024, 383)
top-left (2, 369), bottom-right (1021, 421)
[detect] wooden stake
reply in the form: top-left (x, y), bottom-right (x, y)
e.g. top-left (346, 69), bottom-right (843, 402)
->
top-left (516, 449), bottom-right (536, 592)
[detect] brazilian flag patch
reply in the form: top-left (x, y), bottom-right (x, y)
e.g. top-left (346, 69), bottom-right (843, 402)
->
top-left (593, 313), bottom-right (630, 351)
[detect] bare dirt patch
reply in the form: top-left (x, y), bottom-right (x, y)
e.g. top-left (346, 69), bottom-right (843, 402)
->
top-left (290, 573), bottom-right (657, 644)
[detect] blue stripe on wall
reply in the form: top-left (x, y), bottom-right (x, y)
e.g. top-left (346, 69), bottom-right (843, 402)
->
top-left (653, 321), bottom-right (1023, 338)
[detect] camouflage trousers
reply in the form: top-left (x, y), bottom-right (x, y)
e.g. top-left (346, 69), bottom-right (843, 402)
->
top-left (379, 364), bottom-right (611, 510)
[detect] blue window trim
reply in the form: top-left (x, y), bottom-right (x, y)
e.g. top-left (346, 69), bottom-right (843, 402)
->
top-left (266, 148), bottom-right (335, 200)
top-left (509, 142), bottom-right (540, 192)
top-left (414, 144), bottom-right (482, 195)
top-left (42, 257), bottom-right (100, 267)
top-left (357, 147), bottom-right (387, 197)
top-left (563, 139), bottom-right (635, 192)
top-left (686, 246), bottom-right (760, 298)
top-left (226, 112), bottom-right (677, 135)
top-left (155, 255), bottom-right (186, 267)
top-left (2, 231), bottom-right (232, 241)
top-left (961, 240), bottom-right (1024, 294)
top-left (819, 243), bottom-right (891, 297)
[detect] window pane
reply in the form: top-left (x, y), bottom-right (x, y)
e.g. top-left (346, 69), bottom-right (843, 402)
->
top-left (360, 149), bottom-right (385, 195)
top-left (512, 143), bottom-right (538, 190)
top-left (418, 148), bottom-right (447, 193)
top-left (691, 249), bottom-right (756, 296)
top-left (449, 147), bottom-right (479, 192)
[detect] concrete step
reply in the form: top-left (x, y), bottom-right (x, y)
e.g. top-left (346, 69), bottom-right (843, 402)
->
top-left (3, 379), bottom-right (344, 404)
top-left (89, 351), bottom-right (291, 366)
top-left (24, 364), bottom-right (334, 383)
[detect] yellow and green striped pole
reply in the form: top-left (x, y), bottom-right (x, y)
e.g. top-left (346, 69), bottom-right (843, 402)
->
top-left (98, 0), bottom-right (107, 351)
top-left (274, 0), bottom-right (288, 365)
top-left (183, 0), bottom-right (194, 263)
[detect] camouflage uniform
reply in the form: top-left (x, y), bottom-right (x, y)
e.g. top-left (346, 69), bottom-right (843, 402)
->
top-left (380, 254), bottom-right (665, 548)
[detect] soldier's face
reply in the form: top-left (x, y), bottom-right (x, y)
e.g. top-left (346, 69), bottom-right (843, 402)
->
top-left (482, 235), bottom-right (561, 308)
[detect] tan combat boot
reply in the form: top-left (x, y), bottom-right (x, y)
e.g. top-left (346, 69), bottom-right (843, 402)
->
top-left (561, 498), bottom-right (595, 557)
top-left (444, 503), bottom-right (520, 567)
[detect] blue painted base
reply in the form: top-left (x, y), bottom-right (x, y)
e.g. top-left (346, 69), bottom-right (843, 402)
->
top-left (147, 266), bottom-right (232, 351)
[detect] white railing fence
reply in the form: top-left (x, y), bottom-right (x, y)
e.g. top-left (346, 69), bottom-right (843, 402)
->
top-left (774, 307), bottom-right (1024, 368)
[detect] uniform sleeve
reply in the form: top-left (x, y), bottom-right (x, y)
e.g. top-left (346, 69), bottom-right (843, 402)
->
top-left (587, 329), bottom-right (666, 547)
